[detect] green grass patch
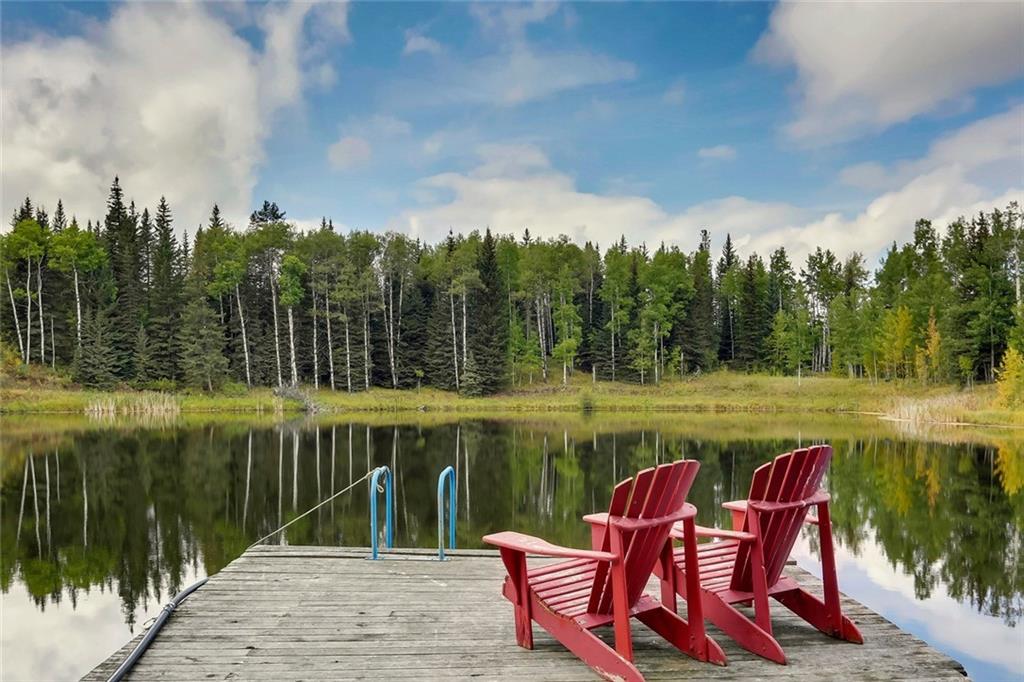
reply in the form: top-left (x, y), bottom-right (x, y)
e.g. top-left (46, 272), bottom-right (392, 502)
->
top-left (4, 370), bottom-right (1020, 429)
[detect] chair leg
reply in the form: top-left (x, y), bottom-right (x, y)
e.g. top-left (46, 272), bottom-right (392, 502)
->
top-left (637, 605), bottom-right (727, 666)
top-left (774, 588), bottom-right (863, 644)
top-left (700, 588), bottom-right (786, 664)
top-left (499, 547), bottom-right (533, 649)
top-left (529, 596), bottom-right (644, 682)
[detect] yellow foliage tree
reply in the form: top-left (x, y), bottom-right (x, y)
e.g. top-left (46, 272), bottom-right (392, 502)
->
top-left (995, 346), bottom-right (1024, 408)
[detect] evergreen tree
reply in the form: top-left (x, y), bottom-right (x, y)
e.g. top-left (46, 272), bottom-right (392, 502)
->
top-left (735, 254), bottom-right (770, 369)
top-left (716, 234), bottom-right (740, 363)
top-left (133, 325), bottom-right (154, 386)
top-left (469, 228), bottom-right (508, 393)
top-left (679, 230), bottom-right (716, 372)
top-left (149, 197), bottom-right (181, 381)
top-left (102, 177), bottom-right (143, 379)
top-left (178, 279), bottom-right (229, 391)
top-left (74, 308), bottom-right (117, 389)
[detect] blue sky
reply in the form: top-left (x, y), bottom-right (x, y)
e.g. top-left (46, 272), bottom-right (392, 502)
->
top-left (2, 1), bottom-right (1022, 265)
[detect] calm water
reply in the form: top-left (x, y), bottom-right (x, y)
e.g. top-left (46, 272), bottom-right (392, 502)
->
top-left (2, 414), bottom-right (1021, 681)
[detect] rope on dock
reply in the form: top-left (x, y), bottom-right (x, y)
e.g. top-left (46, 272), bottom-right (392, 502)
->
top-left (246, 467), bottom-right (379, 550)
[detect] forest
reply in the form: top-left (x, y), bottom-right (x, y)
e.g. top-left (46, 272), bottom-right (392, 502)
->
top-left (1, 178), bottom-right (1021, 396)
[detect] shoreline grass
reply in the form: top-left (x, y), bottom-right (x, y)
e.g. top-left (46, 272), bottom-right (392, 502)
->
top-left (2, 371), bottom-right (1020, 429)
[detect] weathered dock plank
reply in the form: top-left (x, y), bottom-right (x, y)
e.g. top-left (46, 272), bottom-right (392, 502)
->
top-left (84, 547), bottom-right (967, 681)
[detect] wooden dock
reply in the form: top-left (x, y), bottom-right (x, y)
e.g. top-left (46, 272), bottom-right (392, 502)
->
top-left (86, 546), bottom-right (968, 681)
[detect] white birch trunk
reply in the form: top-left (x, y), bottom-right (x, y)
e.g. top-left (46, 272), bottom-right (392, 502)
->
top-left (73, 267), bottom-right (82, 348)
top-left (363, 297), bottom-right (370, 390)
top-left (325, 287), bottom-right (336, 391)
top-left (610, 299), bottom-right (616, 381)
top-left (235, 283), bottom-right (251, 387)
top-left (461, 293), bottom-right (467, 368)
top-left (449, 291), bottom-right (460, 390)
top-left (24, 256), bottom-right (32, 364)
top-left (312, 287), bottom-right (319, 390)
top-left (344, 313), bottom-right (352, 393)
top-left (6, 270), bottom-right (24, 358)
top-left (37, 259), bottom-right (45, 364)
top-left (271, 278), bottom-right (283, 387)
top-left (379, 277), bottom-right (398, 388)
top-left (287, 306), bottom-right (298, 386)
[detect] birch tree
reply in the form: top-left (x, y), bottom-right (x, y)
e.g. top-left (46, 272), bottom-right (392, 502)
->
top-left (49, 220), bottom-right (106, 349)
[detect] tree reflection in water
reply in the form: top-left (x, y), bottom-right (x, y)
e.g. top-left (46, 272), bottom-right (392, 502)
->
top-left (1, 415), bottom-right (1021, 677)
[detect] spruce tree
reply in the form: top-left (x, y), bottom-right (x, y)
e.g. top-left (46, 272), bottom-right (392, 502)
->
top-left (425, 288), bottom-right (457, 389)
top-left (133, 325), bottom-right (154, 386)
top-left (469, 228), bottom-right (508, 393)
top-left (178, 278), bottom-right (229, 391)
top-left (679, 230), bottom-right (716, 372)
top-left (74, 308), bottom-right (117, 389)
top-left (716, 233), bottom-right (740, 364)
top-left (149, 197), bottom-right (181, 381)
top-left (102, 178), bottom-right (143, 379)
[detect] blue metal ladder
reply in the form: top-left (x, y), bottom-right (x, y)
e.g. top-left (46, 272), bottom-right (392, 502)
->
top-left (437, 465), bottom-right (456, 560)
top-left (369, 466), bottom-right (393, 560)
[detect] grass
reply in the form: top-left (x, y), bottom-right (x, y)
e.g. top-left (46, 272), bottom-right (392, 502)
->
top-left (2, 368), bottom-right (1020, 429)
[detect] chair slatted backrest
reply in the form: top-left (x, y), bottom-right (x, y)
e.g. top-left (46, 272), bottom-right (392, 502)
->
top-left (587, 459), bottom-right (701, 615)
top-left (731, 445), bottom-right (832, 592)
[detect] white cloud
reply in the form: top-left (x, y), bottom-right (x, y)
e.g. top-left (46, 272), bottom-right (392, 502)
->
top-left (0, 1), bottom-right (348, 231)
top-left (469, 1), bottom-right (560, 38)
top-left (698, 145), bottom-right (737, 161)
top-left (325, 114), bottom-right (411, 170)
top-left (386, 3), bottom-right (634, 108)
top-left (663, 80), bottom-right (685, 105)
top-left (403, 30), bottom-right (443, 56)
top-left (755, 2), bottom-right (1024, 142)
top-left (393, 108), bottom-right (1021, 265)
top-left (327, 136), bottom-right (373, 170)
top-left (447, 46), bottom-right (635, 107)
top-left (391, 142), bottom-right (803, 249)
top-left (841, 105), bottom-right (1024, 191)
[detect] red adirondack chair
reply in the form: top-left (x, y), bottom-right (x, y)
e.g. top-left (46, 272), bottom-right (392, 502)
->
top-left (660, 445), bottom-right (863, 664)
top-left (483, 460), bottom-right (726, 682)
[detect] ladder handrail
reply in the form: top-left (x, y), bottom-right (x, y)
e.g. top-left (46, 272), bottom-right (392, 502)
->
top-left (437, 465), bottom-right (456, 560)
top-left (369, 466), bottom-right (394, 560)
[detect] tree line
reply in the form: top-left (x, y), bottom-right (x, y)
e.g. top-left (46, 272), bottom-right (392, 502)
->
top-left (1, 178), bottom-right (1021, 394)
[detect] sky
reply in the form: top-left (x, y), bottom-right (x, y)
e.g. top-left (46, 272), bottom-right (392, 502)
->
top-left (1, 1), bottom-right (1022, 267)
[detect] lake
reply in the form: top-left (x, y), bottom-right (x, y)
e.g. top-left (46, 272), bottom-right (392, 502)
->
top-left (2, 413), bottom-right (1021, 681)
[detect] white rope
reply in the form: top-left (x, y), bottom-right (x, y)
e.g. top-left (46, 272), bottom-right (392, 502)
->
top-left (246, 467), bottom-right (379, 550)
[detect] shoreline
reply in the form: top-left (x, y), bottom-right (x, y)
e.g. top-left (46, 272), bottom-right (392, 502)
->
top-left (2, 373), bottom-right (1020, 430)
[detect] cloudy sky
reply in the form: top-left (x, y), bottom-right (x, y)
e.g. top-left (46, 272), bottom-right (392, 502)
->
top-left (2, 1), bottom-right (1022, 265)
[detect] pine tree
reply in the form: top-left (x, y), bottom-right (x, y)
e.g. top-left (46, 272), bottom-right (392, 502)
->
top-left (425, 288), bottom-right (456, 389)
top-left (459, 350), bottom-right (485, 396)
top-left (149, 197), bottom-right (181, 381)
top-left (133, 325), bottom-right (154, 386)
top-left (52, 200), bottom-right (67, 232)
top-left (735, 254), bottom-right (770, 370)
top-left (102, 178), bottom-right (143, 379)
top-left (74, 308), bottom-right (117, 389)
top-left (716, 234), bottom-right (740, 363)
top-left (680, 230), bottom-right (716, 372)
top-left (469, 228), bottom-right (508, 393)
top-left (178, 279), bottom-right (229, 391)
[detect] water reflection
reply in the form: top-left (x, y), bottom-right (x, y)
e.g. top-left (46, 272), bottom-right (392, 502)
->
top-left (1, 415), bottom-right (1021, 680)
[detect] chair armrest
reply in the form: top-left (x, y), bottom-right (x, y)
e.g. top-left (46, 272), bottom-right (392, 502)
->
top-left (671, 524), bottom-right (756, 542)
top-left (748, 490), bottom-right (830, 513)
top-left (610, 503), bottom-right (697, 532)
top-left (582, 512), bottom-right (608, 526)
top-left (722, 499), bottom-right (748, 531)
top-left (483, 531), bottom-right (617, 562)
